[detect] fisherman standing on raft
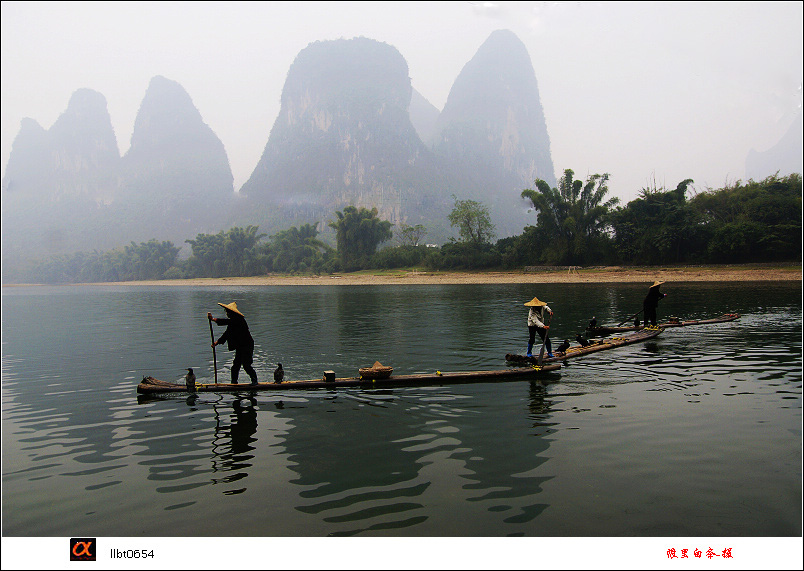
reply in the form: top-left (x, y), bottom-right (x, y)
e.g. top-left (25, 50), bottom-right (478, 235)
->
top-left (208, 302), bottom-right (258, 385)
top-left (525, 296), bottom-right (554, 358)
top-left (643, 281), bottom-right (667, 327)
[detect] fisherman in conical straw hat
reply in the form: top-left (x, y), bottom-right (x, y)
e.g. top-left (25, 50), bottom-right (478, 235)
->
top-left (642, 281), bottom-right (667, 327)
top-left (208, 302), bottom-right (258, 385)
top-left (524, 296), bottom-right (554, 358)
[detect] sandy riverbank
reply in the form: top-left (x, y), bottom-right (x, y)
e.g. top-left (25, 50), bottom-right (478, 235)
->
top-left (45, 264), bottom-right (800, 287)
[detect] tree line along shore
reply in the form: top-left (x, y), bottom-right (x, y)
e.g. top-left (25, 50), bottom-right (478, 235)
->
top-left (8, 172), bottom-right (802, 285)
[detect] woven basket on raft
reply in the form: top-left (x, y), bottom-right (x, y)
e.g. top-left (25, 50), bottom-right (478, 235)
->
top-left (359, 361), bottom-right (393, 380)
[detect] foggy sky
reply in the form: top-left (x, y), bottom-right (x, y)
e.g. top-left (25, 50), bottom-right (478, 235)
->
top-left (1, 1), bottom-right (802, 204)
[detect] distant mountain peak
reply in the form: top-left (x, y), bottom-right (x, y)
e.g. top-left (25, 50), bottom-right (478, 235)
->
top-left (127, 75), bottom-right (208, 152)
top-left (3, 87), bottom-right (119, 201)
top-left (116, 75), bottom-right (234, 241)
top-left (433, 28), bottom-right (555, 185)
top-left (240, 36), bottom-right (429, 230)
top-left (65, 87), bottom-right (110, 114)
top-left (428, 28), bottom-right (555, 235)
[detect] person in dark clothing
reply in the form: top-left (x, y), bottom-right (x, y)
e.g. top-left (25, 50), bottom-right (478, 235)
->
top-left (643, 281), bottom-right (667, 327)
top-left (208, 301), bottom-right (258, 385)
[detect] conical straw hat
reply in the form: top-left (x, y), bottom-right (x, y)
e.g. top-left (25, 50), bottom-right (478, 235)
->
top-left (218, 301), bottom-right (244, 316)
top-left (650, 281), bottom-right (665, 288)
top-left (524, 296), bottom-right (547, 307)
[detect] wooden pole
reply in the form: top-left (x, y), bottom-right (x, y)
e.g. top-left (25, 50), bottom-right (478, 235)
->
top-left (537, 312), bottom-right (552, 366)
top-left (208, 315), bottom-right (218, 384)
top-left (616, 308), bottom-right (644, 327)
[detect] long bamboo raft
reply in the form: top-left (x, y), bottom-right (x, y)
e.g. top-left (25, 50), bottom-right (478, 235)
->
top-left (585, 313), bottom-right (740, 336)
top-left (506, 326), bottom-right (664, 365)
top-left (137, 364), bottom-right (562, 394)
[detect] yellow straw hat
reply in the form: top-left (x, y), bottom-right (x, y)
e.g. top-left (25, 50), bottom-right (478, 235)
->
top-left (524, 296), bottom-right (547, 307)
top-left (650, 281), bottom-right (665, 288)
top-left (218, 301), bottom-right (244, 316)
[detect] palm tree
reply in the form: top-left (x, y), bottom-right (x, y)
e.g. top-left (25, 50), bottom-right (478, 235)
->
top-left (521, 169), bottom-right (619, 265)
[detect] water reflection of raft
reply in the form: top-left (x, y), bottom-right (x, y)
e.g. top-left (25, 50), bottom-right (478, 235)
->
top-left (585, 313), bottom-right (741, 336)
top-left (506, 326), bottom-right (664, 365)
top-left (137, 364), bottom-right (561, 394)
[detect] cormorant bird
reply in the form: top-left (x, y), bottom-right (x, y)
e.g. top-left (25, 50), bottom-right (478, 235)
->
top-left (274, 363), bottom-right (284, 383)
top-left (588, 316), bottom-right (597, 329)
top-left (557, 339), bottom-right (571, 354)
top-left (185, 367), bottom-right (196, 390)
top-left (576, 334), bottom-right (590, 347)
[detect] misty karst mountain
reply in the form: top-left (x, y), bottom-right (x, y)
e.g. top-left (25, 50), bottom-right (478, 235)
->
top-left (2, 77), bottom-right (235, 274)
top-left (430, 29), bottom-right (556, 202)
top-left (118, 75), bottom-right (234, 241)
top-left (1, 88), bottom-right (120, 263)
top-left (238, 36), bottom-right (458, 240)
top-left (3, 88), bottom-right (120, 205)
top-left (3, 29), bottom-right (559, 279)
top-left (238, 31), bottom-right (555, 242)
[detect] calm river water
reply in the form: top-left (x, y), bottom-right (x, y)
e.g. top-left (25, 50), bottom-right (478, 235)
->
top-left (1, 281), bottom-right (801, 563)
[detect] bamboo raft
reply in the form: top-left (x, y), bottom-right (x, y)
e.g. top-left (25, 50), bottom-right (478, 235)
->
top-left (137, 363), bottom-right (562, 394)
top-left (585, 313), bottom-right (740, 336)
top-left (506, 326), bottom-right (664, 365)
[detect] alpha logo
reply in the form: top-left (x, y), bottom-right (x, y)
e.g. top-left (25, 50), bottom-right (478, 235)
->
top-left (70, 538), bottom-right (96, 561)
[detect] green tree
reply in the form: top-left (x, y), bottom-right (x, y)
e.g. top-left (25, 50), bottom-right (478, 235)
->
top-left (268, 223), bottom-right (333, 273)
top-left (447, 195), bottom-right (496, 245)
top-left (689, 173), bottom-right (802, 262)
top-left (328, 206), bottom-right (393, 271)
top-left (186, 225), bottom-right (266, 277)
top-left (28, 239), bottom-right (181, 283)
top-left (521, 169), bottom-right (619, 265)
top-left (122, 239), bottom-right (181, 281)
top-left (398, 223), bottom-right (427, 247)
top-left (607, 178), bottom-right (703, 265)
top-left (185, 232), bottom-right (226, 277)
top-left (223, 225), bottom-right (266, 276)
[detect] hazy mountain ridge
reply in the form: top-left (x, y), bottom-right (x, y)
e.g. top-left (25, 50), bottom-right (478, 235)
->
top-left (238, 37), bottom-right (462, 242)
top-left (3, 30), bottom-right (560, 267)
top-left (1, 89), bottom-right (123, 266)
top-left (16, 29), bottom-right (803, 281)
top-left (746, 110), bottom-right (803, 182)
top-left (4, 27), bottom-right (799, 282)
top-left (238, 32), bottom-right (556, 243)
top-left (3, 89), bottom-right (119, 204)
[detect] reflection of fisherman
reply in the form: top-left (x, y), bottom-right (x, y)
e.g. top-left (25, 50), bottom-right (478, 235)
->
top-left (524, 296), bottom-right (553, 358)
top-left (208, 302), bottom-right (258, 385)
top-left (643, 281), bottom-right (667, 326)
top-left (230, 397), bottom-right (258, 457)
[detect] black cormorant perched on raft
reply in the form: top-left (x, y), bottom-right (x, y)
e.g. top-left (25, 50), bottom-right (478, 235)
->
top-left (185, 368), bottom-right (196, 390)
